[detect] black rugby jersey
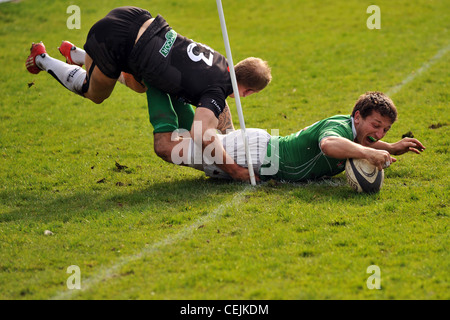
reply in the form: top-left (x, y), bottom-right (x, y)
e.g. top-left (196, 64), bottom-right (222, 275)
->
top-left (85, 7), bottom-right (233, 118)
top-left (129, 14), bottom-right (233, 118)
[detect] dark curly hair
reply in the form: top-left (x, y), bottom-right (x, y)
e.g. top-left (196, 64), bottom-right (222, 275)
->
top-left (351, 92), bottom-right (398, 123)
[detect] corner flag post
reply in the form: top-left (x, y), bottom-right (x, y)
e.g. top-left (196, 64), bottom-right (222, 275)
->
top-left (216, 0), bottom-right (257, 186)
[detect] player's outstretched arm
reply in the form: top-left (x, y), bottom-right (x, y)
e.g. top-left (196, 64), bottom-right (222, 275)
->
top-left (371, 138), bottom-right (425, 155)
top-left (320, 136), bottom-right (396, 171)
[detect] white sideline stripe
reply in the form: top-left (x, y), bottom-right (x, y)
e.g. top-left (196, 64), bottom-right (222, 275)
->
top-left (50, 185), bottom-right (255, 300)
top-left (386, 44), bottom-right (450, 96)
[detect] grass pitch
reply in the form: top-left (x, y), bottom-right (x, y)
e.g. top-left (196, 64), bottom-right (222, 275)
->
top-left (0, 0), bottom-right (449, 300)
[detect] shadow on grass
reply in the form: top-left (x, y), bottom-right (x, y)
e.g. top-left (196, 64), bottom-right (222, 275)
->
top-left (0, 176), bottom-right (244, 224)
top-left (0, 174), bottom-right (377, 224)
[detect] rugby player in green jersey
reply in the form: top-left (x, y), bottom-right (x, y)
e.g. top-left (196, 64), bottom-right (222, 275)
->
top-left (146, 90), bottom-right (425, 182)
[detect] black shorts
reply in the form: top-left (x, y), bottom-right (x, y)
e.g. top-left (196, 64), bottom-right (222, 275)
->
top-left (84, 6), bottom-right (152, 79)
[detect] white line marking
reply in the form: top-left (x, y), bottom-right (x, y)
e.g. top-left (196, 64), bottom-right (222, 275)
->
top-left (50, 185), bottom-right (255, 300)
top-left (386, 44), bottom-right (450, 96)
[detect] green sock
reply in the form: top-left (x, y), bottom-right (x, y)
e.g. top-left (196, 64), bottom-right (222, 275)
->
top-left (145, 84), bottom-right (178, 133)
top-left (170, 96), bottom-right (195, 131)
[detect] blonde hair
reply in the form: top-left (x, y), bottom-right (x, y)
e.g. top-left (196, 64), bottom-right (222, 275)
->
top-left (235, 57), bottom-right (272, 91)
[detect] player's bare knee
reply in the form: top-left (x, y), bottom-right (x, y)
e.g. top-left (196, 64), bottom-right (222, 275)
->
top-left (90, 96), bottom-right (106, 104)
top-left (85, 90), bottom-right (110, 104)
top-left (154, 143), bottom-right (172, 162)
top-left (154, 133), bottom-right (173, 162)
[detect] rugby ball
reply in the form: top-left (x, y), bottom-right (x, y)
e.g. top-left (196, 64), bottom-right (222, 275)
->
top-left (345, 158), bottom-right (384, 193)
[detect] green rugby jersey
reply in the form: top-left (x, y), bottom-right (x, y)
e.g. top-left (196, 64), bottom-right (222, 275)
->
top-left (260, 115), bottom-right (355, 181)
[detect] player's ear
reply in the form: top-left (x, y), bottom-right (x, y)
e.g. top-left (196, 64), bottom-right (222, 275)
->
top-left (353, 110), bottom-right (361, 124)
top-left (243, 88), bottom-right (258, 97)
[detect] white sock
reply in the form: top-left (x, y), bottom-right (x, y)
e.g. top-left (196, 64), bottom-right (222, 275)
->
top-left (70, 46), bottom-right (86, 66)
top-left (36, 54), bottom-right (86, 96)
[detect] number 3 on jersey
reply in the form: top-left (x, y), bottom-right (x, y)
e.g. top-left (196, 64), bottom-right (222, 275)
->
top-left (187, 42), bottom-right (215, 67)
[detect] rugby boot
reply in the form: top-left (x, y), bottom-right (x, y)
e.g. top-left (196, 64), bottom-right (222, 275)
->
top-left (58, 40), bottom-right (83, 67)
top-left (26, 42), bottom-right (47, 74)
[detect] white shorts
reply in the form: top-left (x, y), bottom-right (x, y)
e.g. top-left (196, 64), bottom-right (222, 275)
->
top-left (187, 129), bottom-right (271, 179)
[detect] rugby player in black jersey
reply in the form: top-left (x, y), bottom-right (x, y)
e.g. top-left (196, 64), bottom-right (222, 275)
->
top-left (26, 6), bottom-right (272, 182)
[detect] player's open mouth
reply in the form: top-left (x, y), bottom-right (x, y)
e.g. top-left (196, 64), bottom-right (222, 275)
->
top-left (367, 136), bottom-right (377, 143)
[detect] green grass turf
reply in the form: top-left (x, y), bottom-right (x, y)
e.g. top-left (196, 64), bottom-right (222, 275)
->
top-left (0, 0), bottom-right (448, 299)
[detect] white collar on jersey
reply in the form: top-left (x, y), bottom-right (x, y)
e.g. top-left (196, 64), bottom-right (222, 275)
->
top-left (351, 116), bottom-right (357, 141)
